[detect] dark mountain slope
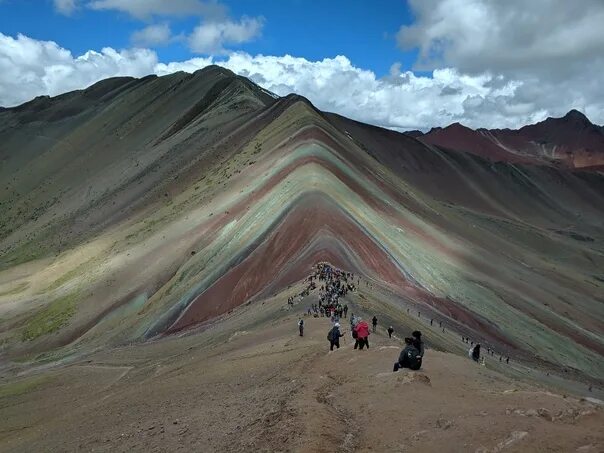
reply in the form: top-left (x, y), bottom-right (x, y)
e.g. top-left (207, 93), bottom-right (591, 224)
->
top-left (0, 66), bottom-right (277, 268)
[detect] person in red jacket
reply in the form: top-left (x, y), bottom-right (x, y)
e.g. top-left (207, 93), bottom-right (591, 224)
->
top-left (353, 319), bottom-right (370, 350)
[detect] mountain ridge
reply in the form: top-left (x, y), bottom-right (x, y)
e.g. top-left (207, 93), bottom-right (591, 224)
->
top-left (0, 68), bottom-right (603, 391)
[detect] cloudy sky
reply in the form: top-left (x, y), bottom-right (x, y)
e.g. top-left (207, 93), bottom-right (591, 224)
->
top-left (1, 0), bottom-right (603, 130)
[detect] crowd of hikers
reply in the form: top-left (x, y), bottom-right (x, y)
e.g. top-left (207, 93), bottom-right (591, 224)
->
top-left (298, 262), bottom-right (355, 319)
top-left (291, 265), bottom-right (600, 396)
top-left (294, 262), bottom-right (512, 374)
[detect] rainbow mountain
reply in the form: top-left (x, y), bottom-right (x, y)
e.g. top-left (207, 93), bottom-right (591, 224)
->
top-left (0, 66), bottom-right (603, 383)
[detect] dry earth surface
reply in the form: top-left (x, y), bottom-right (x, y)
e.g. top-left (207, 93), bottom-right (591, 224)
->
top-left (1, 288), bottom-right (602, 453)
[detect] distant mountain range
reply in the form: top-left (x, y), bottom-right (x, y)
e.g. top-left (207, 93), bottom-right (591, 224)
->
top-left (406, 110), bottom-right (604, 170)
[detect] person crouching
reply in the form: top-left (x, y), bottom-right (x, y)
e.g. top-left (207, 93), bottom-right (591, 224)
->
top-left (393, 337), bottom-right (422, 371)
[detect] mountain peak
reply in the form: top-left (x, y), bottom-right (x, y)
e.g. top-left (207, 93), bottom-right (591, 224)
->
top-left (192, 65), bottom-right (235, 78)
top-left (404, 129), bottom-right (424, 138)
top-left (447, 121), bottom-right (468, 129)
top-left (563, 109), bottom-right (589, 122)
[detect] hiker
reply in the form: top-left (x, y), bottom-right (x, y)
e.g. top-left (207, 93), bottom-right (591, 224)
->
top-left (410, 330), bottom-right (423, 355)
top-left (411, 331), bottom-right (424, 367)
top-left (372, 316), bottom-right (378, 333)
top-left (333, 311), bottom-right (340, 324)
top-left (469, 343), bottom-right (480, 362)
top-left (354, 319), bottom-right (370, 350)
top-left (343, 304), bottom-right (348, 318)
top-left (387, 326), bottom-right (394, 338)
top-left (393, 337), bottom-right (422, 372)
top-left (298, 318), bottom-right (304, 337)
top-left (506, 357), bottom-right (509, 364)
top-left (328, 322), bottom-right (344, 351)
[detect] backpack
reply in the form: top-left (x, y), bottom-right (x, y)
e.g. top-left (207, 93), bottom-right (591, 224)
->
top-left (409, 354), bottom-right (422, 370)
top-left (407, 347), bottom-right (422, 370)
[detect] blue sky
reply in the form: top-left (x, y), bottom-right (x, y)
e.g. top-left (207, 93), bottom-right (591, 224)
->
top-left (0, 0), bottom-right (418, 77)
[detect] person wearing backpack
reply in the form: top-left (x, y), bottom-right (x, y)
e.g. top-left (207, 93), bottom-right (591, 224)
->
top-left (328, 323), bottom-right (344, 351)
top-left (298, 318), bottom-right (304, 337)
top-left (353, 319), bottom-right (370, 350)
top-left (393, 337), bottom-right (421, 371)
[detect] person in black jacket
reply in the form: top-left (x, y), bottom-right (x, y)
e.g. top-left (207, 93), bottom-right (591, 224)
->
top-left (372, 316), bottom-right (378, 333)
top-left (328, 323), bottom-right (344, 351)
top-left (412, 330), bottom-right (424, 357)
top-left (393, 338), bottom-right (421, 371)
top-left (469, 344), bottom-right (481, 362)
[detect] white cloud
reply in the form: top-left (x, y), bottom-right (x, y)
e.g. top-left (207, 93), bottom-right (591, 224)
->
top-left (54, 0), bottom-right (78, 15)
top-left (398, 0), bottom-right (604, 77)
top-left (188, 17), bottom-right (264, 54)
top-left (0, 33), bottom-right (157, 106)
top-left (131, 23), bottom-right (173, 47)
top-left (1, 32), bottom-right (603, 130)
top-left (393, 0), bottom-right (604, 127)
top-left (88, 0), bottom-right (227, 20)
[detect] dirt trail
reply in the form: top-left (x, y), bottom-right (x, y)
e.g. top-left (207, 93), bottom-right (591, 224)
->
top-left (0, 296), bottom-right (602, 452)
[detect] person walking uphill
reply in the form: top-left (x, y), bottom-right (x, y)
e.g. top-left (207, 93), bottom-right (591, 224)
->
top-left (372, 316), bottom-right (378, 333)
top-left (354, 319), bottom-right (370, 350)
top-left (387, 326), bottom-right (394, 338)
top-left (298, 318), bottom-right (304, 337)
top-left (328, 323), bottom-right (344, 351)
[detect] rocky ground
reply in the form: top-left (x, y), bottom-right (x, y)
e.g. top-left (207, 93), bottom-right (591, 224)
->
top-left (0, 289), bottom-right (601, 453)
